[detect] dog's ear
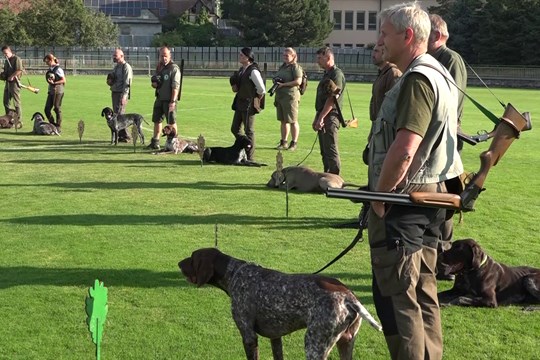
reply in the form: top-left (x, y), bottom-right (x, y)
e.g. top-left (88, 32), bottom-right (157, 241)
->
top-left (101, 108), bottom-right (106, 117)
top-left (469, 240), bottom-right (485, 269)
top-left (191, 248), bottom-right (219, 287)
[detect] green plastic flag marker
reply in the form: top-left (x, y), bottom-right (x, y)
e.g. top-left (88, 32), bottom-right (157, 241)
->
top-left (78, 119), bottom-right (85, 143)
top-left (131, 124), bottom-right (139, 153)
top-left (85, 279), bottom-right (108, 360)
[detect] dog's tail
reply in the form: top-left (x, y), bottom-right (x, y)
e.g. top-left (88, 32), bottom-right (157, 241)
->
top-left (348, 301), bottom-right (383, 331)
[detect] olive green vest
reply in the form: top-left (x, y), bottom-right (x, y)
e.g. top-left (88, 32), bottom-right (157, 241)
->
top-left (368, 54), bottom-right (463, 191)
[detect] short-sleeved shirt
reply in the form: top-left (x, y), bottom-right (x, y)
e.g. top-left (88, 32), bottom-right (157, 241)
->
top-left (47, 65), bottom-right (65, 94)
top-left (395, 72), bottom-right (434, 138)
top-left (156, 62), bottom-right (181, 101)
top-left (274, 63), bottom-right (302, 101)
top-left (315, 65), bottom-right (345, 112)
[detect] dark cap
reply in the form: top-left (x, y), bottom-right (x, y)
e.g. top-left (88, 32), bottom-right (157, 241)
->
top-left (241, 47), bottom-right (255, 62)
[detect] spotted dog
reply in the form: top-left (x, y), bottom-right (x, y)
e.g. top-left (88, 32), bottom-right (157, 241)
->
top-left (179, 248), bottom-right (382, 360)
top-left (100, 107), bottom-right (147, 145)
top-left (31, 112), bottom-right (59, 135)
top-left (154, 125), bottom-right (198, 155)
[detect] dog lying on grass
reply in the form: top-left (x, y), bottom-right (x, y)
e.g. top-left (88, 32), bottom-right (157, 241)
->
top-left (203, 136), bottom-right (266, 166)
top-left (0, 109), bottom-right (19, 129)
top-left (438, 238), bottom-right (540, 308)
top-left (31, 112), bottom-right (59, 135)
top-left (266, 166), bottom-right (359, 193)
top-left (100, 107), bottom-right (147, 145)
top-left (154, 125), bottom-right (198, 155)
top-left (179, 248), bottom-right (382, 360)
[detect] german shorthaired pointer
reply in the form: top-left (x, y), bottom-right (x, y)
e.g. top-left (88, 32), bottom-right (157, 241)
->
top-left (179, 248), bottom-right (382, 360)
top-left (154, 125), bottom-right (198, 155)
top-left (31, 112), bottom-right (59, 135)
top-left (100, 107), bottom-right (147, 145)
top-left (438, 238), bottom-right (540, 308)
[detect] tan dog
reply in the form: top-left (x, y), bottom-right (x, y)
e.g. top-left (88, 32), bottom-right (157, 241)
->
top-left (266, 166), bottom-right (358, 193)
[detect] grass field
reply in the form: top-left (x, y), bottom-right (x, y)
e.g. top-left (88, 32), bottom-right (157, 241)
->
top-left (0, 74), bottom-right (539, 360)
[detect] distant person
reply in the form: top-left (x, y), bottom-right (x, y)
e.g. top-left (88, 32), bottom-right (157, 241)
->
top-left (43, 54), bottom-right (66, 132)
top-left (273, 47), bottom-right (302, 151)
top-left (428, 13), bottom-right (468, 280)
top-left (312, 46), bottom-right (345, 175)
top-left (229, 47), bottom-right (265, 161)
top-left (108, 48), bottom-right (133, 142)
top-left (363, 44), bottom-right (401, 165)
top-left (147, 46), bottom-right (181, 150)
top-left (1, 45), bottom-right (22, 122)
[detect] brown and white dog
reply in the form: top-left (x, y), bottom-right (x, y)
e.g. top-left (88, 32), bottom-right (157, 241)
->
top-left (438, 238), bottom-right (540, 308)
top-left (266, 166), bottom-right (358, 193)
top-left (179, 248), bottom-right (382, 360)
top-left (155, 125), bottom-right (198, 155)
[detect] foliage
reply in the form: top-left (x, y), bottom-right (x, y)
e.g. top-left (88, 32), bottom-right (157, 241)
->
top-left (221, 0), bottom-right (333, 46)
top-left (430, 0), bottom-right (540, 65)
top-left (152, 22), bottom-right (219, 47)
top-left (0, 0), bottom-right (118, 46)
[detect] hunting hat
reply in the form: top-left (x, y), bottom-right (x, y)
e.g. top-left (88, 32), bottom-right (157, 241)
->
top-left (240, 47), bottom-right (255, 62)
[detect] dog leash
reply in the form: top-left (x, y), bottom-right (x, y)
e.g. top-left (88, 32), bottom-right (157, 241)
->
top-left (295, 132), bottom-right (319, 167)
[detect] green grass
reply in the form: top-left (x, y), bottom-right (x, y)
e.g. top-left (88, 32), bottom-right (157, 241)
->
top-left (0, 75), bottom-right (539, 359)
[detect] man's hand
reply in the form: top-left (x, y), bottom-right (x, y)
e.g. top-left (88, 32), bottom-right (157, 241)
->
top-left (168, 102), bottom-right (176, 112)
top-left (371, 201), bottom-right (386, 218)
top-left (312, 116), bottom-right (324, 131)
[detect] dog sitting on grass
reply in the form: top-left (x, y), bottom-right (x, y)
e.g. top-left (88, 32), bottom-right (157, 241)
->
top-left (0, 109), bottom-right (19, 129)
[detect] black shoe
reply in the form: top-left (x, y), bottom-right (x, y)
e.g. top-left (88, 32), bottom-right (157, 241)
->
top-left (288, 140), bottom-right (297, 151)
top-left (145, 138), bottom-right (160, 150)
top-left (275, 140), bottom-right (288, 150)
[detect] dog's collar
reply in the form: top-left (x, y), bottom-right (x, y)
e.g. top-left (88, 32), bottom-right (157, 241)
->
top-left (478, 254), bottom-right (489, 268)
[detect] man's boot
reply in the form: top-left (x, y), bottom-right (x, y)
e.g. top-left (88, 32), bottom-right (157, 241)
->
top-left (146, 138), bottom-right (160, 150)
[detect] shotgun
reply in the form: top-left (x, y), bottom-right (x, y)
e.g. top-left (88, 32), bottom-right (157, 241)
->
top-left (327, 103), bottom-right (531, 212)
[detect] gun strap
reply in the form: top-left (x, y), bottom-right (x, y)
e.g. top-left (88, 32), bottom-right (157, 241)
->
top-left (332, 95), bottom-right (348, 128)
top-left (313, 227), bottom-right (364, 274)
top-left (345, 87), bottom-right (355, 119)
top-left (420, 63), bottom-right (500, 126)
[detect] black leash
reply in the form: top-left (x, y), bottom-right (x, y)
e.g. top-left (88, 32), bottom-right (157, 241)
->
top-left (314, 203), bottom-right (370, 274)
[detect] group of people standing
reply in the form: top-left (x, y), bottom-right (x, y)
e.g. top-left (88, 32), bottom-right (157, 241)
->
top-left (2, 46), bottom-right (66, 132)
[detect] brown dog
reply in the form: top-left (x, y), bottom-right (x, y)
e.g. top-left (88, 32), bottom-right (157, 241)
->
top-left (0, 109), bottom-right (19, 129)
top-left (266, 166), bottom-right (358, 193)
top-left (438, 238), bottom-right (540, 307)
top-left (179, 248), bottom-right (382, 360)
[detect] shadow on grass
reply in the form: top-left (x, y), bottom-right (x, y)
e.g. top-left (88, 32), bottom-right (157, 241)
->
top-left (0, 180), bottom-right (319, 192)
top-left (0, 266), bottom-right (184, 289)
top-left (0, 213), bottom-right (348, 229)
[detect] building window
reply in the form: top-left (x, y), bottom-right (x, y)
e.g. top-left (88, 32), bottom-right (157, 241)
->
top-left (332, 43), bottom-right (341, 48)
top-left (356, 11), bottom-right (365, 30)
top-left (333, 11), bottom-right (342, 30)
top-left (356, 44), bottom-right (365, 48)
top-left (344, 11), bottom-right (353, 30)
top-left (368, 11), bottom-right (377, 31)
top-left (344, 44), bottom-right (353, 48)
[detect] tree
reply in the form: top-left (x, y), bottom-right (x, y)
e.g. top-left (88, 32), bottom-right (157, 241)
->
top-left (9, 0), bottom-right (118, 46)
top-left (221, 0), bottom-right (332, 46)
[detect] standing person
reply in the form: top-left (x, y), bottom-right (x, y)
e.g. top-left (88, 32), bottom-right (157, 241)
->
top-left (312, 46), bottom-right (344, 175)
top-left (43, 54), bottom-right (66, 132)
top-left (363, 44), bottom-right (401, 165)
top-left (108, 48), bottom-right (133, 142)
top-left (230, 47), bottom-right (265, 161)
top-left (147, 46), bottom-right (181, 150)
top-left (367, 3), bottom-right (463, 360)
top-left (428, 13), bottom-right (468, 280)
top-left (1, 46), bottom-right (22, 122)
top-left (273, 47), bottom-right (302, 151)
